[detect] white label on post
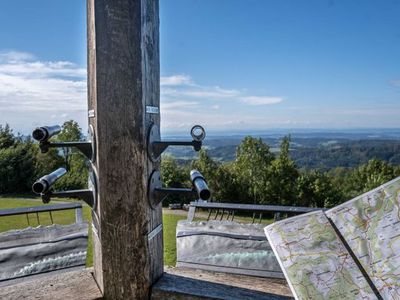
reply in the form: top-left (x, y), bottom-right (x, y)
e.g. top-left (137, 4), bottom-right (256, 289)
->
top-left (88, 110), bottom-right (95, 118)
top-left (146, 106), bottom-right (159, 114)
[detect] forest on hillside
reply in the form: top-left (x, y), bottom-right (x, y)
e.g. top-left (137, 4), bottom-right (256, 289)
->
top-left (166, 137), bottom-right (400, 170)
top-left (1, 121), bottom-right (399, 209)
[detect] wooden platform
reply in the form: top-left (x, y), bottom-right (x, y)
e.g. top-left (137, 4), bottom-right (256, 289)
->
top-left (0, 268), bottom-right (102, 300)
top-left (152, 267), bottom-right (293, 300)
top-left (0, 267), bottom-right (293, 299)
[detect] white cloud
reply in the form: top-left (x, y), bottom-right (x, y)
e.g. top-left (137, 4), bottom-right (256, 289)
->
top-left (0, 51), bottom-right (87, 133)
top-left (0, 50), bottom-right (35, 63)
top-left (0, 50), bottom-right (286, 133)
top-left (161, 100), bottom-right (199, 110)
top-left (162, 86), bottom-right (241, 99)
top-left (240, 96), bottom-right (283, 106)
top-left (161, 74), bottom-right (192, 86)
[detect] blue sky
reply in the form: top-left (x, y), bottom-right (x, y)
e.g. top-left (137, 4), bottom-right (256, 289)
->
top-left (0, 0), bottom-right (399, 134)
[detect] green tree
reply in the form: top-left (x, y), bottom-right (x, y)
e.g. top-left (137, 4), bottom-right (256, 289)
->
top-left (0, 141), bottom-right (36, 193)
top-left (53, 120), bottom-right (88, 190)
top-left (212, 163), bottom-right (244, 203)
top-left (345, 159), bottom-right (400, 198)
top-left (0, 124), bottom-right (15, 149)
top-left (267, 136), bottom-right (299, 205)
top-left (191, 149), bottom-right (219, 182)
top-left (56, 120), bottom-right (84, 170)
top-left (296, 171), bottom-right (343, 208)
top-left (160, 155), bottom-right (190, 206)
top-left (234, 136), bottom-right (275, 204)
top-left (161, 155), bottom-right (188, 188)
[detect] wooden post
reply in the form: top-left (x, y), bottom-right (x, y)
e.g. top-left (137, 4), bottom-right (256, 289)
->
top-left (87, 0), bottom-right (162, 298)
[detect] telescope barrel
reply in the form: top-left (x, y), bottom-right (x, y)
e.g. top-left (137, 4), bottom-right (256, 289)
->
top-left (190, 170), bottom-right (211, 200)
top-left (32, 125), bottom-right (61, 142)
top-left (32, 168), bottom-right (67, 194)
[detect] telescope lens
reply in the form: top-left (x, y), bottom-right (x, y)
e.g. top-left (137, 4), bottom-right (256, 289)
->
top-left (32, 181), bottom-right (46, 194)
top-left (191, 125), bottom-right (206, 142)
top-left (32, 128), bottom-right (46, 142)
top-left (199, 189), bottom-right (211, 200)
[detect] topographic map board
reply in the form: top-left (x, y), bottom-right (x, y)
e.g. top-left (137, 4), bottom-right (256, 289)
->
top-left (265, 176), bottom-right (400, 300)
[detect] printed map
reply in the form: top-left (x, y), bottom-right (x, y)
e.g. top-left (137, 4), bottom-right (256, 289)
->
top-left (265, 211), bottom-right (376, 299)
top-left (327, 177), bottom-right (400, 299)
top-left (265, 176), bottom-right (400, 300)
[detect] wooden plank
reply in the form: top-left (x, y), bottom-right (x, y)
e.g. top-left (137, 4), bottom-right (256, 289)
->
top-left (0, 267), bottom-right (292, 300)
top-left (0, 268), bottom-right (102, 300)
top-left (152, 267), bottom-right (293, 300)
top-left (87, 0), bottom-right (162, 298)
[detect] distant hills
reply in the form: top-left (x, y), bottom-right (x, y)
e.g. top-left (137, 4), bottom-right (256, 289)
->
top-left (163, 129), bottom-right (400, 170)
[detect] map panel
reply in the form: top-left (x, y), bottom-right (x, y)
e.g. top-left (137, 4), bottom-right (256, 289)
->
top-left (326, 177), bottom-right (400, 300)
top-left (265, 211), bottom-right (376, 300)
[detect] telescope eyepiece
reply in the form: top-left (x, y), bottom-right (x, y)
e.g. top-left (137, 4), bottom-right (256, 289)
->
top-left (32, 125), bottom-right (61, 142)
top-left (32, 128), bottom-right (46, 142)
top-left (32, 181), bottom-right (47, 194)
top-left (199, 189), bottom-right (211, 201)
top-left (32, 168), bottom-right (67, 195)
top-left (190, 125), bottom-right (206, 142)
top-left (190, 169), bottom-right (211, 201)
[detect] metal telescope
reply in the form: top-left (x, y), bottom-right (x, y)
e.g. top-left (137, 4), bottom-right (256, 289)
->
top-left (32, 168), bottom-right (67, 194)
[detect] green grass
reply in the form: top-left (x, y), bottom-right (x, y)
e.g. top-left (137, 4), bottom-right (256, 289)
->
top-left (162, 213), bottom-right (187, 266)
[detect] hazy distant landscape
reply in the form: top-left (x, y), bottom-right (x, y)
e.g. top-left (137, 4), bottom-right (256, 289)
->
top-left (164, 128), bottom-right (400, 170)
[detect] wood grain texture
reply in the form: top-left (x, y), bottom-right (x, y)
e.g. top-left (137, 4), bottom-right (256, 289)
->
top-left (0, 267), bottom-right (293, 300)
top-left (151, 267), bottom-right (294, 300)
top-left (87, 0), bottom-right (162, 298)
top-left (0, 268), bottom-right (102, 300)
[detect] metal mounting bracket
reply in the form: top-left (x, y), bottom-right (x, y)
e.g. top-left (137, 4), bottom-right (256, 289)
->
top-left (39, 125), bottom-right (96, 162)
top-left (148, 170), bottom-right (195, 209)
top-left (147, 123), bottom-right (204, 162)
top-left (41, 169), bottom-right (98, 208)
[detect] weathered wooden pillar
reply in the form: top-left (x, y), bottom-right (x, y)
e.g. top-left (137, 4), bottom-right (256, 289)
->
top-left (87, 0), bottom-right (162, 298)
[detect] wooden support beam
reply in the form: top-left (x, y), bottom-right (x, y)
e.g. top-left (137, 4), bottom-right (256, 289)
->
top-left (87, 0), bottom-right (162, 298)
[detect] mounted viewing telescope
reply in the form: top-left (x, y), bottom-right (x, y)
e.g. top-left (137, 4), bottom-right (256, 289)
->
top-left (148, 169), bottom-right (211, 208)
top-left (148, 124), bottom-right (206, 161)
top-left (32, 168), bottom-right (67, 194)
top-left (32, 125), bottom-right (62, 142)
top-left (32, 124), bottom-right (95, 162)
top-left (32, 168), bottom-right (97, 208)
top-left (190, 170), bottom-right (211, 200)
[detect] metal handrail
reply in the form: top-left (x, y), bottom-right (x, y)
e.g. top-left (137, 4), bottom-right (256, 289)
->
top-left (0, 202), bottom-right (84, 224)
top-left (187, 201), bottom-right (323, 223)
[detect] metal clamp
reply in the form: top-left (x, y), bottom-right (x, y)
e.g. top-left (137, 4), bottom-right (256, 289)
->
top-left (147, 124), bottom-right (206, 161)
top-left (32, 168), bottom-right (98, 208)
top-left (148, 169), bottom-right (211, 209)
top-left (32, 124), bottom-right (96, 162)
